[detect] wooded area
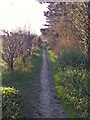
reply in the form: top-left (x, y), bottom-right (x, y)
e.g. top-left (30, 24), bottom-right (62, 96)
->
top-left (41, 2), bottom-right (90, 69)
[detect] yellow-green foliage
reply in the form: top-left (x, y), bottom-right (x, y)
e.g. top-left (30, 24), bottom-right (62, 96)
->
top-left (1, 87), bottom-right (21, 119)
top-left (48, 50), bottom-right (57, 63)
top-left (55, 68), bottom-right (88, 118)
top-left (48, 49), bottom-right (89, 118)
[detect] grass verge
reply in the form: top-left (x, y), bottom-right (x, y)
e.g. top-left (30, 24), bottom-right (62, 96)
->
top-left (47, 49), bottom-right (89, 118)
top-left (2, 48), bottom-right (42, 118)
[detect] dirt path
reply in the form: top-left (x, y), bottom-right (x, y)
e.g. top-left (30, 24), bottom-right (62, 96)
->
top-left (36, 48), bottom-right (67, 118)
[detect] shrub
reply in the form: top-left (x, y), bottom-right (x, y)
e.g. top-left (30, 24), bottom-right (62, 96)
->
top-left (57, 47), bottom-right (87, 69)
top-left (1, 87), bottom-right (21, 119)
top-left (55, 67), bottom-right (89, 118)
top-left (48, 49), bottom-right (89, 118)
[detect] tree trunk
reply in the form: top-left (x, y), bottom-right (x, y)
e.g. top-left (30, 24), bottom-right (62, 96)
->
top-left (22, 57), bottom-right (26, 67)
top-left (9, 60), bottom-right (14, 71)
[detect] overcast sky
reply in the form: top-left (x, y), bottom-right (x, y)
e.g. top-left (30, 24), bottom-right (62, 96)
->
top-left (0, 0), bottom-right (49, 35)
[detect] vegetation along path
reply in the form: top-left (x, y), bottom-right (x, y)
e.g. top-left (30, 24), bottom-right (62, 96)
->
top-left (36, 48), bottom-right (67, 118)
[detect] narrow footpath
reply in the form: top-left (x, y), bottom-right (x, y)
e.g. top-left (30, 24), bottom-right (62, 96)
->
top-left (36, 48), bottom-right (67, 118)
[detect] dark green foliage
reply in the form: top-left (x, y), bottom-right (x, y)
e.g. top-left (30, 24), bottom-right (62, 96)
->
top-left (2, 87), bottom-right (21, 119)
top-left (55, 68), bottom-right (88, 118)
top-left (57, 47), bottom-right (87, 69)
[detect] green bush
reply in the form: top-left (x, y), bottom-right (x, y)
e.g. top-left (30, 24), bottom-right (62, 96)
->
top-left (57, 47), bottom-right (87, 69)
top-left (55, 68), bottom-right (89, 118)
top-left (48, 49), bottom-right (89, 118)
top-left (1, 87), bottom-right (21, 119)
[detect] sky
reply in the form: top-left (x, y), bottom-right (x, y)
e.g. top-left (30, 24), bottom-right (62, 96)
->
top-left (0, 0), bottom-right (49, 35)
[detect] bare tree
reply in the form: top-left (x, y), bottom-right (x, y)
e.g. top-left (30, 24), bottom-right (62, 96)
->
top-left (1, 29), bottom-right (37, 70)
top-left (2, 30), bottom-right (17, 71)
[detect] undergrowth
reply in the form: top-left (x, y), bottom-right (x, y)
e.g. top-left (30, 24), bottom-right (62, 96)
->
top-left (47, 47), bottom-right (89, 118)
top-left (1, 87), bottom-right (21, 119)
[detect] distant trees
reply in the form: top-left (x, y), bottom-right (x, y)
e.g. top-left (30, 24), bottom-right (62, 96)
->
top-left (41, 2), bottom-right (89, 68)
top-left (1, 29), bottom-right (38, 71)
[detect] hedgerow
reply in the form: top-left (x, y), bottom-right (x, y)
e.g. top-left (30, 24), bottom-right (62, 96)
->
top-left (48, 48), bottom-right (89, 118)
